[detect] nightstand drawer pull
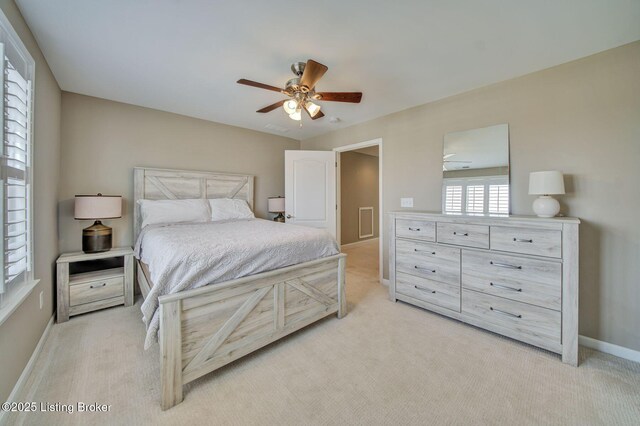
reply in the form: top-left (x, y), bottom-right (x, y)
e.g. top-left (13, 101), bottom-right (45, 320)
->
top-left (90, 282), bottom-right (107, 289)
top-left (453, 231), bottom-right (469, 236)
top-left (490, 261), bottom-right (522, 270)
top-left (513, 238), bottom-right (533, 243)
top-left (408, 227), bottom-right (421, 231)
top-left (490, 306), bottom-right (522, 319)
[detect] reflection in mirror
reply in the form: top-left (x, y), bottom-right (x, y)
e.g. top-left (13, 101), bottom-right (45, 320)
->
top-left (442, 124), bottom-right (509, 216)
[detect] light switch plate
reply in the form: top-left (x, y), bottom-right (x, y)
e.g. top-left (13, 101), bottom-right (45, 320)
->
top-left (400, 197), bottom-right (414, 208)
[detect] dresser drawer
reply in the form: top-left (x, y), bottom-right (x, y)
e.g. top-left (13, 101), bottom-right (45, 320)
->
top-left (396, 238), bottom-right (460, 263)
top-left (437, 222), bottom-right (489, 249)
top-left (462, 250), bottom-right (561, 310)
top-left (491, 226), bottom-right (562, 258)
top-left (396, 272), bottom-right (460, 312)
top-left (70, 276), bottom-right (124, 306)
top-left (396, 240), bottom-right (460, 285)
top-left (462, 289), bottom-right (561, 351)
top-left (396, 219), bottom-right (435, 241)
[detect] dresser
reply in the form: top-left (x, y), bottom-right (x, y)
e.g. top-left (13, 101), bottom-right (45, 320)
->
top-left (389, 212), bottom-right (579, 366)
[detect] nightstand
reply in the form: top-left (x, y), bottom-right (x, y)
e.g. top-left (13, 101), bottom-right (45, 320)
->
top-left (56, 247), bottom-right (134, 323)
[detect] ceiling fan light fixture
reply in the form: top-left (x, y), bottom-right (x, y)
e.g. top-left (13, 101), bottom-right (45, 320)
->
top-left (289, 108), bottom-right (302, 121)
top-left (305, 101), bottom-right (321, 117)
top-left (283, 99), bottom-right (298, 114)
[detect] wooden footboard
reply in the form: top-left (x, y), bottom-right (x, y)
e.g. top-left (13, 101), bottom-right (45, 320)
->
top-left (152, 254), bottom-right (346, 410)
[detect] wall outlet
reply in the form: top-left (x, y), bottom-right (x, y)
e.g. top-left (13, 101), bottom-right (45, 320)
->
top-left (39, 291), bottom-right (43, 310)
top-left (400, 197), bottom-right (414, 208)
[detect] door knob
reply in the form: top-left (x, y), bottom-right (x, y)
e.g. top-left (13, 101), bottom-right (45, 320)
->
top-left (286, 214), bottom-right (294, 219)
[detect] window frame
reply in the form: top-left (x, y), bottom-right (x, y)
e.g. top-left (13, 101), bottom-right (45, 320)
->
top-left (0, 9), bottom-right (37, 325)
top-left (442, 175), bottom-right (509, 216)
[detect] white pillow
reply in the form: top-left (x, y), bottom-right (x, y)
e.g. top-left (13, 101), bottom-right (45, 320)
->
top-left (209, 198), bottom-right (254, 221)
top-left (138, 199), bottom-right (211, 228)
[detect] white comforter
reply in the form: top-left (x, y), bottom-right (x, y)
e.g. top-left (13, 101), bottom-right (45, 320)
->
top-left (134, 219), bottom-right (339, 348)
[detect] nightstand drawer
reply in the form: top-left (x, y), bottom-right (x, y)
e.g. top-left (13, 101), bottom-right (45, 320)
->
top-left (70, 276), bottom-right (124, 306)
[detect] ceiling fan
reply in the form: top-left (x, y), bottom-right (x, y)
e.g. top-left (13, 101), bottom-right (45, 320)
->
top-left (443, 153), bottom-right (472, 171)
top-left (237, 59), bottom-right (362, 122)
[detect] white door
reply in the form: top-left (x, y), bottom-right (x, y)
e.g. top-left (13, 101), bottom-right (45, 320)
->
top-left (284, 150), bottom-right (336, 238)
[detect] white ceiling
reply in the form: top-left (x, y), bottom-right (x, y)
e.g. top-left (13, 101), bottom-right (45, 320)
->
top-left (16, 0), bottom-right (640, 140)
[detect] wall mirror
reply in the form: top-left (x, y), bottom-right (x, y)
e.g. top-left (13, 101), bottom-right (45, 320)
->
top-left (442, 123), bottom-right (509, 215)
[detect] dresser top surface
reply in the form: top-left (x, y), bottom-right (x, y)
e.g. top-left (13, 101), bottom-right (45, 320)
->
top-left (389, 210), bottom-right (580, 224)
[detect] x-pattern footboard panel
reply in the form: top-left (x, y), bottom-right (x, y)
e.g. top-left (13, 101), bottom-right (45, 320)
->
top-left (158, 255), bottom-right (346, 409)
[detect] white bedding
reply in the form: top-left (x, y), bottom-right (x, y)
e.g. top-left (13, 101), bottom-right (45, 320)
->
top-left (134, 218), bottom-right (339, 348)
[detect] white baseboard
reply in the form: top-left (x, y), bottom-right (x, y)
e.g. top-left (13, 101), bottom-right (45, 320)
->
top-left (579, 335), bottom-right (640, 363)
top-left (340, 237), bottom-right (379, 249)
top-left (0, 315), bottom-right (54, 424)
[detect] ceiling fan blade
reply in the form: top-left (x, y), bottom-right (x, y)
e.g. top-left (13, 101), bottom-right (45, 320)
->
top-left (300, 60), bottom-right (328, 90)
top-left (315, 92), bottom-right (362, 103)
top-left (237, 79), bottom-right (283, 93)
top-left (303, 104), bottom-right (325, 120)
top-left (257, 100), bottom-right (286, 113)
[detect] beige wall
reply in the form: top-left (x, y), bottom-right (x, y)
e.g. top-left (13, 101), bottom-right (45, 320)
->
top-left (59, 93), bottom-right (299, 253)
top-left (340, 151), bottom-right (379, 245)
top-left (0, 0), bottom-right (61, 401)
top-left (303, 41), bottom-right (640, 351)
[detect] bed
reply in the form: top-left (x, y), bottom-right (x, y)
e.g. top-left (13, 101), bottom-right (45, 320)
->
top-left (133, 167), bottom-right (347, 410)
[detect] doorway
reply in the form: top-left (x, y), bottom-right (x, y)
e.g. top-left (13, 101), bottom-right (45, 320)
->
top-left (334, 139), bottom-right (383, 285)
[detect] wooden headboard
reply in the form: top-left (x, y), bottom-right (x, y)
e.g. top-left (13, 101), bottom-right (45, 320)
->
top-left (133, 167), bottom-right (254, 241)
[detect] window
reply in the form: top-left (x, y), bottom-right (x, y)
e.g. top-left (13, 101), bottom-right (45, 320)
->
top-left (443, 176), bottom-right (509, 215)
top-left (443, 185), bottom-right (462, 214)
top-left (488, 184), bottom-right (509, 215)
top-left (0, 11), bottom-right (35, 310)
top-left (466, 185), bottom-right (485, 213)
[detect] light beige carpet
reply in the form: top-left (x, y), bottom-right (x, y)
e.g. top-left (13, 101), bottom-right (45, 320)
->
top-left (7, 239), bottom-right (640, 425)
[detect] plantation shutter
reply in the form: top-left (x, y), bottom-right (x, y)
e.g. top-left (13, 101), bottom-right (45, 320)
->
top-left (488, 184), bottom-right (509, 215)
top-left (444, 185), bottom-right (462, 214)
top-left (466, 185), bottom-right (485, 214)
top-left (0, 41), bottom-right (32, 294)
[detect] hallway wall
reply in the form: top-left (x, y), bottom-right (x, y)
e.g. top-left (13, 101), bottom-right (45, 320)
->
top-left (340, 150), bottom-right (379, 245)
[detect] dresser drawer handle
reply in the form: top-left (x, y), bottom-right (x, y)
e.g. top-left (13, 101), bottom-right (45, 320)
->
top-left (453, 231), bottom-right (469, 236)
top-left (490, 282), bottom-right (522, 292)
top-left (513, 238), bottom-right (533, 243)
top-left (490, 261), bottom-right (522, 270)
top-left (414, 285), bottom-right (436, 294)
top-left (414, 248), bottom-right (436, 255)
top-left (490, 307), bottom-right (522, 318)
top-left (90, 282), bottom-right (107, 289)
top-left (414, 266), bottom-right (436, 273)
top-left (408, 227), bottom-right (421, 231)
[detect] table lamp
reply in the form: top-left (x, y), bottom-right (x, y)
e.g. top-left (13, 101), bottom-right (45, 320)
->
top-left (528, 171), bottom-right (565, 218)
top-left (75, 194), bottom-right (122, 253)
top-left (268, 196), bottom-right (286, 223)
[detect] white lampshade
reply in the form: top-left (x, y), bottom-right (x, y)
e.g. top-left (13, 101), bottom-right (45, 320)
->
top-left (268, 197), bottom-right (285, 213)
top-left (283, 99), bottom-right (298, 114)
top-left (304, 101), bottom-right (321, 117)
top-left (75, 194), bottom-right (122, 219)
top-left (529, 171), bottom-right (565, 195)
top-left (289, 108), bottom-right (302, 121)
